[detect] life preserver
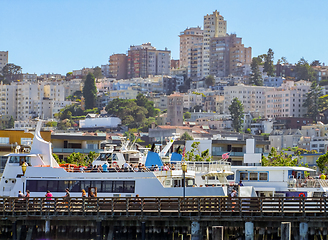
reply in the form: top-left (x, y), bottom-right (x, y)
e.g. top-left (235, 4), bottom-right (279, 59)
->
top-left (299, 193), bottom-right (305, 197)
top-left (112, 162), bottom-right (118, 168)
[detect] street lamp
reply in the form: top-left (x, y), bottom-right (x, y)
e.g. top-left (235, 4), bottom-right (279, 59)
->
top-left (181, 162), bottom-right (187, 198)
top-left (21, 162), bottom-right (27, 176)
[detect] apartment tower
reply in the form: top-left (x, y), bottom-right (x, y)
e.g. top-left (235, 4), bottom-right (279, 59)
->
top-left (109, 54), bottom-right (127, 80)
top-left (179, 27), bottom-right (203, 80)
top-left (202, 10), bottom-right (227, 78)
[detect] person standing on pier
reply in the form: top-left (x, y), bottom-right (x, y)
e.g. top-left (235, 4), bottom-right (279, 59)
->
top-left (45, 190), bottom-right (53, 208)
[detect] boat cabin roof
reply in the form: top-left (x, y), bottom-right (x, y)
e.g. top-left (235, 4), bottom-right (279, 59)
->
top-left (231, 166), bottom-right (315, 172)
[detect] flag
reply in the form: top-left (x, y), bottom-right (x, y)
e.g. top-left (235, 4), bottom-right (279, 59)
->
top-left (222, 152), bottom-right (229, 159)
top-left (182, 146), bottom-right (186, 158)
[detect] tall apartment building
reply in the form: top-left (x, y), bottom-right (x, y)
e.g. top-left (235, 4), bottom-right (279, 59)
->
top-left (265, 80), bottom-right (311, 118)
top-left (109, 54), bottom-right (127, 80)
top-left (203, 10), bottom-right (227, 78)
top-left (0, 51), bottom-right (8, 71)
top-left (179, 27), bottom-right (203, 80)
top-left (223, 84), bottom-right (274, 117)
top-left (210, 34), bottom-right (252, 77)
top-left (127, 43), bottom-right (171, 79)
top-left (167, 93), bottom-right (184, 126)
top-left (0, 82), bottom-right (71, 120)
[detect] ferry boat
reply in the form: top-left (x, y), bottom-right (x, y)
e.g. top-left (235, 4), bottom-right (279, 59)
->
top-left (0, 122), bottom-right (231, 198)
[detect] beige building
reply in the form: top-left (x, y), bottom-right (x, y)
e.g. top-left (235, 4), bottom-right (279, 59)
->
top-left (223, 84), bottom-right (274, 117)
top-left (179, 27), bottom-right (203, 79)
top-left (167, 93), bottom-right (184, 126)
top-left (265, 80), bottom-right (310, 118)
top-left (0, 51), bottom-right (8, 71)
top-left (109, 54), bottom-right (127, 80)
top-left (203, 10), bottom-right (227, 78)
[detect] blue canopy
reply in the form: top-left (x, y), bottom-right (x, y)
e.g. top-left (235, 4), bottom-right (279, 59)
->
top-left (145, 151), bottom-right (164, 168)
top-left (170, 152), bottom-right (182, 161)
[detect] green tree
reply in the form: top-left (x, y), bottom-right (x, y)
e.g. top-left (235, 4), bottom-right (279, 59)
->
top-left (263, 48), bottom-right (275, 77)
top-left (180, 132), bottom-right (194, 140)
top-left (7, 116), bottom-right (14, 128)
top-left (205, 75), bottom-right (215, 88)
top-left (295, 58), bottom-right (316, 81)
top-left (1, 63), bottom-right (23, 84)
top-left (228, 98), bottom-right (244, 132)
top-left (262, 147), bottom-right (297, 166)
top-left (183, 112), bottom-right (191, 120)
top-left (83, 73), bottom-right (97, 109)
top-left (310, 60), bottom-right (321, 67)
top-left (185, 142), bottom-right (211, 162)
top-left (317, 152), bottom-right (328, 173)
top-left (45, 121), bottom-right (58, 127)
top-left (93, 66), bottom-right (103, 79)
top-left (249, 57), bottom-right (263, 86)
top-left (303, 82), bottom-right (322, 123)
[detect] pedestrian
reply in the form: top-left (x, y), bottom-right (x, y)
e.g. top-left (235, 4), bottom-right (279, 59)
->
top-left (230, 189), bottom-right (237, 211)
top-left (25, 190), bottom-right (30, 199)
top-left (82, 189), bottom-right (87, 198)
top-left (18, 190), bottom-right (25, 198)
top-left (45, 190), bottom-right (53, 208)
top-left (238, 180), bottom-right (244, 186)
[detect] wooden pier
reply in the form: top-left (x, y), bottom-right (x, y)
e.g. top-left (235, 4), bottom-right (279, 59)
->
top-left (1, 196), bottom-right (328, 239)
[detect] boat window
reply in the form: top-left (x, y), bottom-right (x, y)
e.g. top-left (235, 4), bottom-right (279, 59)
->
top-left (187, 179), bottom-right (194, 187)
top-left (259, 172), bottom-right (268, 181)
top-left (124, 181), bottom-right (135, 193)
top-left (26, 180), bottom-right (135, 193)
top-left (9, 156), bottom-right (20, 164)
top-left (250, 172), bottom-right (258, 181)
top-left (240, 172), bottom-right (248, 180)
top-left (102, 181), bottom-right (113, 192)
top-left (113, 181), bottom-right (124, 192)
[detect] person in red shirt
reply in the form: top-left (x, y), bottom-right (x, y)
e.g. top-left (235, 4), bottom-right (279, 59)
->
top-left (45, 190), bottom-right (53, 208)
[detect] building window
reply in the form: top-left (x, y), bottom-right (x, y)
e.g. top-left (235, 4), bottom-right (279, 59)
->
top-left (0, 137), bottom-right (9, 144)
top-left (21, 138), bottom-right (32, 145)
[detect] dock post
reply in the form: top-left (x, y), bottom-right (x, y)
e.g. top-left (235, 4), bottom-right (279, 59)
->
top-left (141, 222), bottom-right (146, 240)
top-left (45, 220), bottom-right (50, 237)
top-left (191, 221), bottom-right (200, 240)
top-left (281, 222), bottom-right (291, 240)
top-left (96, 221), bottom-right (102, 240)
top-left (12, 221), bottom-right (17, 240)
top-left (212, 226), bottom-right (223, 240)
top-left (245, 222), bottom-right (254, 240)
top-left (299, 222), bottom-right (308, 240)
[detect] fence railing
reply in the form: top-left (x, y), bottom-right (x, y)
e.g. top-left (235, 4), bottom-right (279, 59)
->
top-left (1, 197), bottom-right (328, 218)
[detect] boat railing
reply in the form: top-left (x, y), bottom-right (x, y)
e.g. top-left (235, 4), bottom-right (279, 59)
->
top-left (172, 160), bottom-right (231, 173)
top-left (288, 179), bottom-right (322, 188)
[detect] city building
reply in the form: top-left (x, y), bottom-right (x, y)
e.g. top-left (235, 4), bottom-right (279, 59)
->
top-left (210, 34), bottom-right (251, 77)
top-left (127, 43), bottom-right (171, 79)
top-left (109, 54), bottom-right (127, 80)
top-left (179, 27), bottom-right (203, 79)
top-left (0, 51), bottom-right (8, 71)
top-left (167, 93), bottom-right (184, 126)
top-left (203, 10), bottom-right (227, 78)
top-left (101, 64), bottom-right (110, 78)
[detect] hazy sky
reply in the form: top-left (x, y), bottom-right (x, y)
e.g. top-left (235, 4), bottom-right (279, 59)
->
top-left (1, 0), bottom-right (327, 75)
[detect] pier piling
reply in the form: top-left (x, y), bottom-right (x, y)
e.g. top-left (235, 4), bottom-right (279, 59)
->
top-left (212, 226), bottom-right (223, 240)
top-left (245, 222), bottom-right (254, 240)
top-left (300, 222), bottom-right (309, 240)
top-left (281, 222), bottom-right (291, 240)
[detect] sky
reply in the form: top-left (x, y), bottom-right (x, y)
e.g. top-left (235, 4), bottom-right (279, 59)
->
top-left (1, 0), bottom-right (327, 75)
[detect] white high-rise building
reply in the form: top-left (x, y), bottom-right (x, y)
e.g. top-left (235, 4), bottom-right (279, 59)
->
top-left (202, 10), bottom-right (227, 78)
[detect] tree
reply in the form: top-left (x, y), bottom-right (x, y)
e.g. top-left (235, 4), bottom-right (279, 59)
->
top-left (184, 112), bottom-right (191, 119)
top-left (185, 142), bottom-right (211, 162)
top-left (7, 116), bottom-right (14, 128)
top-left (1, 63), bottom-right (22, 84)
top-left (311, 60), bottom-right (321, 67)
top-left (317, 152), bottom-right (328, 173)
top-left (205, 75), bottom-right (215, 88)
top-left (93, 66), bottom-right (103, 79)
top-left (262, 147), bottom-right (297, 166)
top-left (180, 132), bottom-right (193, 140)
top-left (303, 82), bottom-right (323, 123)
top-left (295, 58), bottom-right (316, 81)
top-left (263, 48), bottom-right (275, 77)
top-left (228, 98), bottom-right (244, 132)
top-left (249, 57), bottom-right (263, 86)
top-left (83, 73), bottom-right (97, 109)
